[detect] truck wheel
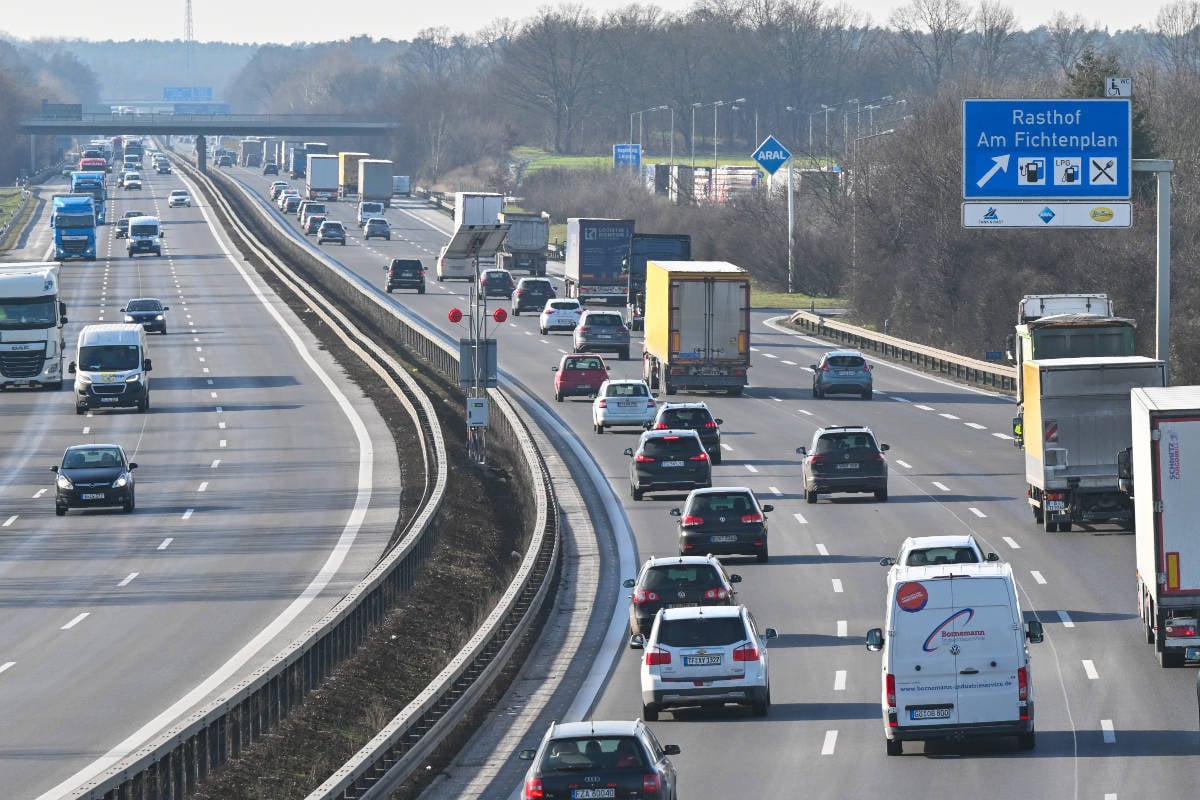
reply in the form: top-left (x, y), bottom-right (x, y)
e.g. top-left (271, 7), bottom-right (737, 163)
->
top-left (1059, 521), bottom-right (1073, 532)
top-left (665, 381), bottom-right (676, 396)
top-left (727, 386), bottom-right (743, 397)
top-left (886, 738), bottom-right (902, 756)
top-left (631, 486), bottom-right (644, 501)
top-left (642, 703), bottom-right (658, 721)
top-left (1043, 515), bottom-right (1057, 533)
top-left (1159, 647), bottom-right (1185, 668)
top-left (620, 348), bottom-right (630, 361)
top-left (1033, 505), bottom-right (1044, 524)
top-left (875, 487), bottom-right (889, 501)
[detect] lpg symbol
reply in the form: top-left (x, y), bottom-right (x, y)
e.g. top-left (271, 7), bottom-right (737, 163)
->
top-left (1056, 157), bottom-right (1081, 186)
top-left (1018, 158), bottom-right (1045, 185)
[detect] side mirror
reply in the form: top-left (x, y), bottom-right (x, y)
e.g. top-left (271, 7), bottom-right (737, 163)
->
top-left (629, 633), bottom-right (646, 649)
top-left (623, 448), bottom-right (634, 457)
top-left (809, 364), bottom-right (818, 371)
top-left (986, 552), bottom-right (1000, 562)
top-left (51, 465), bottom-right (59, 473)
top-left (669, 508), bottom-right (681, 517)
top-left (143, 358), bottom-right (152, 371)
top-left (518, 748), bottom-right (537, 761)
top-left (866, 627), bottom-right (885, 651)
top-left (763, 627), bottom-right (778, 640)
top-left (880, 443), bottom-right (890, 452)
top-left (163, 306), bottom-right (169, 311)
top-left (880, 557), bottom-right (896, 567)
top-left (622, 578), bottom-right (635, 588)
top-left (128, 462), bottom-right (138, 470)
top-left (1185, 646), bottom-right (1200, 662)
top-left (761, 504), bottom-right (774, 513)
top-left (551, 366), bottom-right (558, 372)
top-left (68, 362), bottom-right (76, 374)
top-left (663, 744), bottom-right (681, 756)
top-left (714, 418), bottom-right (724, 425)
top-left (796, 446), bottom-right (808, 456)
top-left (120, 308), bottom-right (127, 313)
top-left (1026, 620), bottom-right (1044, 643)
top-left (729, 574), bottom-right (742, 583)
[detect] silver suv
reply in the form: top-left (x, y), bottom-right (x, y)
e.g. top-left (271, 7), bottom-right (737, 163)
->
top-left (797, 424), bottom-right (889, 503)
top-left (574, 309), bottom-right (630, 360)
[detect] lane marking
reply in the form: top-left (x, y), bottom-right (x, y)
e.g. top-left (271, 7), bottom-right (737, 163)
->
top-left (1003, 536), bottom-right (1021, 549)
top-left (939, 413), bottom-right (960, 420)
top-left (933, 481), bottom-right (950, 491)
top-left (1083, 660), bottom-right (1099, 680)
top-left (219, 440), bottom-right (227, 448)
top-left (837, 620), bottom-right (847, 637)
top-left (1101, 719), bottom-right (1116, 744)
top-left (32, 488), bottom-right (46, 499)
top-left (964, 422), bottom-right (986, 430)
top-left (895, 459), bottom-right (912, 469)
top-left (0, 661), bottom-right (14, 674)
top-left (197, 482), bottom-right (208, 492)
top-left (218, 422), bottom-right (226, 429)
top-left (61, 613), bottom-right (89, 630)
top-left (82, 426), bottom-right (90, 434)
top-left (993, 432), bottom-right (1014, 441)
top-left (2, 515), bottom-right (17, 527)
top-left (782, 360), bottom-right (796, 365)
top-left (793, 512), bottom-right (808, 525)
top-left (821, 730), bottom-right (838, 755)
top-left (797, 408), bottom-right (813, 416)
top-left (816, 543), bottom-right (829, 556)
top-left (210, 392), bottom-right (218, 399)
top-left (181, 509), bottom-right (194, 520)
top-left (118, 573), bottom-right (138, 587)
top-left (831, 578), bottom-right (843, 593)
top-left (833, 670), bottom-right (846, 691)
top-left (215, 406), bottom-right (223, 413)
top-left (915, 404), bottom-right (934, 411)
top-left (769, 486), bottom-right (782, 496)
top-left (763, 353), bottom-right (778, 359)
top-left (210, 459), bottom-right (221, 469)
top-left (1058, 611), bottom-right (1075, 628)
top-left (1031, 570), bottom-right (1047, 584)
top-left (969, 507), bottom-right (986, 518)
top-left (158, 538), bottom-right (173, 550)
top-left (721, 443), bottom-right (733, 451)
top-left (744, 464), bottom-right (759, 473)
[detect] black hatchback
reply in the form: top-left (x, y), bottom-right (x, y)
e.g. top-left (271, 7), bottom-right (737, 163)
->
top-left (672, 487), bottom-right (773, 562)
top-left (624, 429), bottom-right (711, 501)
top-left (622, 555), bottom-right (741, 638)
top-left (511, 277), bottom-right (556, 314)
top-left (383, 258), bottom-right (426, 294)
top-left (646, 402), bottom-right (723, 464)
top-left (52, 443), bottom-right (137, 515)
top-left (121, 297), bottom-right (169, 334)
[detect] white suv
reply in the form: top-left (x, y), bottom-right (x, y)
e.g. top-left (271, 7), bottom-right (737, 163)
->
top-left (881, 534), bottom-right (999, 569)
top-left (168, 190), bottom-right (191, 208)
top-left (634, 605), bottom-right (777, 720)
top-left (592, 379), bottom-right (657, 433)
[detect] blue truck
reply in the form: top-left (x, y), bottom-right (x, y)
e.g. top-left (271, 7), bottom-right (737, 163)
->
top-left (69, 171), bottom-right (107, 224)
top-left (50, 194), bottom-right (97, 261)
top-left (624, 233), bottom-right (692, 330)
top-left (564, 218), bottom-right (635, 304)
top-left (288, 145), bottom-right (308, 179)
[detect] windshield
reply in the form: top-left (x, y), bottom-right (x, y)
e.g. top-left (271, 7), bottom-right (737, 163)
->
top-left (56, 213), bottom-right (94, 229)
top-left (78, 344), bottom-right (140, 372)
top-left (130, 224), bottom-right (158, 237)
top-left (62, 447), bottom-right (124, 470)
top-left (125, 300), bottom-right (161, 312)
top-left (0, 297), bottom-right (56, 329)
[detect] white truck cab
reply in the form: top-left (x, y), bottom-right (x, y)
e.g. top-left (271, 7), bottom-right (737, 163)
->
top-left (865, 562), bottom-right (1043, 755)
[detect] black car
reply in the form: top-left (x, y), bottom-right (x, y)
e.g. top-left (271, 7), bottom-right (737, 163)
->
top-left (672, 487), bottom-right (773, 562)
top-left (622, 555), bottom-right (741, 638)
top-left (263, 161), bottom-right (280, 175)
top-left (646, 402), bottom-right (724, 464)
top-left (479, 268), bottom-right (516, 299)
top-left (52, 443), bottom-right (137, 515)
top-left (114, 218), bottom-right (130, 238)
top-left (121, 297), bottom-right (169, 334)
top-left (518, 719), bottom-right (680, 800)
top-left (511, 277), bottom-right (556, 315)
top-left (624, 429), bottom-right (711, 501)
top-left (383, 258), bottom-right (426, 294)
top-left (797, 424), bottom-right (890, 502)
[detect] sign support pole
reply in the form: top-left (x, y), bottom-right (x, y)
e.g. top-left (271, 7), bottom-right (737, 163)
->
top-left (1134, 159), bottom-right (1175, 377)
top-left (787, 158), bottom-right (794, 294)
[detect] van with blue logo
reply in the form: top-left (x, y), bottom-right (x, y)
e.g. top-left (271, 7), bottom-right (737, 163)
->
top-left (865, 562), bottom-right (1043, 755)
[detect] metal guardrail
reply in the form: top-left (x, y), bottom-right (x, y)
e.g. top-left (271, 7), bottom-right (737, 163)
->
top-left (71, 155), bottom-right (556, 799)
top-left (787, 310), bottom-right (1017, 394)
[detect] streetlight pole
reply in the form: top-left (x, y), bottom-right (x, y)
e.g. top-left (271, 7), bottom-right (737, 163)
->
top-left (668, 106), bottom-right (675, 166)
top-left (712, 97), bottom-right (746, 169)
top-left (691, 102), bottom-right (702, 167)
top-left (822, 104), bottom-right (833, 157)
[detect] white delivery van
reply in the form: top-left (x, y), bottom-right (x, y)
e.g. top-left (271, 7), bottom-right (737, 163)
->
top-left (69, 323), bottom-right (152, 414)
top-left (865, 562), bottom-right (1043, 755)
top-left (436, 244), bottom-right (494, 282)
top-left (126, 215), bottom-right (163, 257)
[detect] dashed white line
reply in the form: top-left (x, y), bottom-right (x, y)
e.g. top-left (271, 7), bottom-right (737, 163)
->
top-left (218, 421), bottom-right (226, 429)
top-left (219, 440), bottom-right (227, 448)
top-left (198, 357), bottom-right (205, 362)
top-left (721, 443), bottom-right (733, 451)
top-left (782, 360), bottom-right (796, 365)
top-left (1003, 536), bottom-right (1021, 549)
top-left (895, 459), bottom-right (912, 469)
top-left (61, 613), bottom-right (89, 630)
top-left (195, 346), bottom-right (202, 352)
top-left (932, 481), bottom-right (950, 492)
top-left (197, 482), bottom-right (208, 492)
top-left (992, 432), bottom-right (1014, 441)
top-left (1059, 611), bottom-right (1075, 628)
top-left (181, 509), bottom-right (194, 520)
top-left (939, 413), bottom-right (960, 420)
top-left (797, 408), bottom-right (813, 416)
top-left (211, 459), bottom-right (221, 468)
top-left (1101, 719), bottom-right (1116, 743)
top-left (768, 486), bottom-right (782, 496)
top-left (2, 515), bottom-right (17, 527)
top-left (831, 578), bottom-right (844, 593)
top-left (1031, 570), bottom-right (1047, 584)
top-left (821, 730), bottom-right (838, 755)
top-left (837, 620), bottom-right (848, 637)
top-left (0, 661), bottom-right (14, 674)
top-left (793, 512), bottom-right (808, 524)
top-left (82, 426), bottom-right (90, 434)
top-left (158, 538), bottom-right (173, 550)
top-left (833, 670), bottom-right (847, 691)
top-left (964, 422), bottom-right (987, 430)
top-left (207, 379), bottom-right (214, 385)
top-left (118, 573), bottom-right (138, 587)
top-left (816, 543), bottom-right (829, 556)
top-left (215, 406), bottom-right (223, 413)
top-left (1083, 660), bottom-right (1099, 680)
top-left (32, 488), bottom-right (46, 499)
top-left (763, 353), bottom-right (778, 359)
top-left (915, 404), bottom-right (935, 411)
top-left (209, 392), bottom-right (218, 399)
top-left (969, 507), bottom-right (986, 518)
top-left (745, 464), bottom-right (759, 473)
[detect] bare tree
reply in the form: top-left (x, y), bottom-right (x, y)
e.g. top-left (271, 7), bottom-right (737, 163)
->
top-left (1046, 12), bottom-right (1094, 78)
top-left (974, 1), bottom-right (1017, 79)
top-left (889, 0), bottom-right (973, 87)
top-left (1154, 0), bottom-right (1200, 74)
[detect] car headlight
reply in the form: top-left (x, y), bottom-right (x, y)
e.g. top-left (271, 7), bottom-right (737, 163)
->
top-left (125, 374), bottom-right (141, 383)
top-left (124, 315), bottom-right (135, 322)
top-left (155, 314), bottom-right (163, 321)
top-left (111, 474), bottom-right (128, 489)
top-left (76, 374), bottom-right (93, 385)
top-left (56, 474), bottom-right (73, 490)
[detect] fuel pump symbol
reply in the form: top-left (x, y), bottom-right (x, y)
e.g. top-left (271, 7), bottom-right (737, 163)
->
top-left (1063, 164), bottom-right (1077, 182)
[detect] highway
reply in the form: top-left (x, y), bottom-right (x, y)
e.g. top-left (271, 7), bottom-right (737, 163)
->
top-left (105, 156), bottom-right (1200, 799)
top-left (0, 165), bottom-right (401, 799)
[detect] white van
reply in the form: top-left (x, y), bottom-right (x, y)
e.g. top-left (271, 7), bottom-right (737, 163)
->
top-left (436, 245), bottom-right (493, 282)
top-left (865, 562), bottom-right (1043, 755)
top-left (69, 323), bottom-right (152, 414)
top-left (127, 215), bottom-right (163, 258)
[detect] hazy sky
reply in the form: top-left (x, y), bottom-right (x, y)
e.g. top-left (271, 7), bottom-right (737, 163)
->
top-left (0, 0), bottom-right (1167, 44)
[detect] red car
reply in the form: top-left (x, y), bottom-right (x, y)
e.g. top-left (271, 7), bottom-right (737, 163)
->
top-left (303, 215), bottom-right (326, 235)
top-left (552, 354), bottom-right (609, 402)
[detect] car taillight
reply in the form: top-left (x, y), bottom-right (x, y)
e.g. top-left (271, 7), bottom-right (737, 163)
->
top-left (577, 326), bottom-right (589, 334)
top-left (886, 673), bottom-right (897, 726)
top-left (645, 646), bottom-right (671, 666)
top-left (703, 420), bottom-right (717, 429)
top-left (1166, 622), bottom-right (1197, 637)
top-left (689, 451), bottom-right (709, 461)
top-left (633, 589), bottom-right (659, 604)
top-left (866, 452), bottom-right (885, 461)
top-left (524, 777), bottom-right (544, 799)
top-left (741, 512), bottom-right (764, 524)
top-left (1017, 666), bottom-right (1029, 702)
top-left (703, 587), bottom-right (729, 600)
top-left (516, 289), bottom-right (525, 295)
top-left (821, 363), bottom-right (832, 371)
top-left (643, 774), bottom-right (662, 795)
top-left (647, 399), bottom-right (657, 409)
top-left (597, 399), bottom-right (607, 408)
top-left (733, 643), bottom-right (759, 661)
top-left (807, 454), bottom-right (826, 464)
top-left (681, 514), bottom-right (703, 526)
top-left (654, 422), bottom-right (669, 429)
top-left (543, 308), bottom-right (552, 314)
top-left (1046, 491), bottom-right (1065, 502)
top-left (635, 454), bottom-right (656, 463)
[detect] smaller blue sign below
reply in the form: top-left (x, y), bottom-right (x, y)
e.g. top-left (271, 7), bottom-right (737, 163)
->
top-left (163, 86), bottom-right (214, 102)
top-left (752, 135), bottom-right (792, 176)
top-left (613, 143), bottom-right (641, 171)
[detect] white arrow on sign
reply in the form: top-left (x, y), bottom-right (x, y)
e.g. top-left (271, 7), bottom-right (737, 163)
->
top-left (976, 154), bottom-right (1011, 188)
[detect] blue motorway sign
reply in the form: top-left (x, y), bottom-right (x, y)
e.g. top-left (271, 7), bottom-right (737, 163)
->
top-left (963, 99), bottom-right (1130, 200)
top-left (163, 86), bottom-right (214, 102)
top-left (752, 135), bottom-right (792, 176)
top-left (613, 143), bottom-right (641, 171)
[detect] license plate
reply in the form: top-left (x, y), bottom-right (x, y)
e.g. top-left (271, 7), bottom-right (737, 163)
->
top-left (81, 493), bottom-right (105, 500)
top-left (571, 790), bottom-right (615, 799)
top-left (835, 463), bottom-right (859, 470)
top-left (662, 460), bottom-right (684, 467)
top-left (909, 707), bottom-right (952, 720)
top-left (619, 400), bottom-right (637, 407)
top-left (576, 384), bottom-right (591, 389)
top-left (710, 535), bottom-right (737, 543)
top-left (1046, 500), bottom-right (1065, 511)
top-left (683, 654), bottom-right (721, 666)
top-left (100, 397), bottom-right (119, 403)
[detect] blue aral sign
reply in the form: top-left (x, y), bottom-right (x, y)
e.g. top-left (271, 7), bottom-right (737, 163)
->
top-left (613, 143), bottom-right (641, 171)
top-left (963, 99), bottom-right (1130, 200)
top-left (752, 135), bottom-right (792, 176)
